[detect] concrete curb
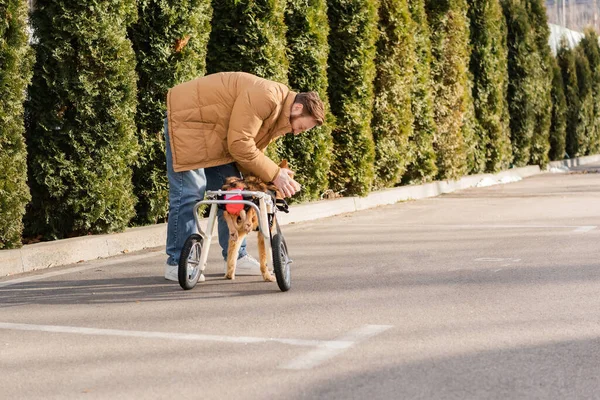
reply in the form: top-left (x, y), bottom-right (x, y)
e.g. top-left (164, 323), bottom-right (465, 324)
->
top-left (277, 165), bottom-right (541, 225)
top-left (1, 154), bottom-right (596, 278)
top-left (547, 154), bottom-right (600, 169)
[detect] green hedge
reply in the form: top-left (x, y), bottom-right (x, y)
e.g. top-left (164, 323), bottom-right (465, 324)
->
top-left (279, 0), bottom-right (333, 202)
top-left (326, 0), bottom-right (378, 196)
top-left (527, 0), bottom-right (553, 167)
top-left (129, 0), bottom-right (212, 225)
top-left (25, 0), bottom-right (138, 240)
top-left (557, 39), bottom-right (583, 158)
top-left (0, 0), bottom-right (33, 248)
top-left (574, 46), bottom-right (594, 156)
top-left (403, 0), bottom-right (437, 184)
top-left (549, 57), bottom-right (567, 161)
top-left (503, 0), bottom-right (536, 166)
top-left (579, 29), bottom-right (600, 155)
top-left (206, 0), bottom-right (288, 83)
top-left (468, 0), bottom-right (512, 173)
top-left (372, 0), bottom-right (415, 189)
top-left (426, 0), bottom-right (471, 180)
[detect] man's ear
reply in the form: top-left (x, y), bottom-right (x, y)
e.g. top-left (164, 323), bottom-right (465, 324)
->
top-left (291, 103), bottom-right (303, 115)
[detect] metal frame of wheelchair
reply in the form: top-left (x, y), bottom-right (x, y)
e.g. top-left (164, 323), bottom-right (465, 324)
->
top-left (177, 189), bottom-right (292, 292)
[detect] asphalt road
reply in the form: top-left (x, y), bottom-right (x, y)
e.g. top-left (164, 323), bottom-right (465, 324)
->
top-left (1, 165), bottom-right (599, 400)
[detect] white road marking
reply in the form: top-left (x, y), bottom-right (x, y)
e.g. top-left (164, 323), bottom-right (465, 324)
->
top-left (352, 223), bottom-right (598, 232)
top-left (0, 321), bottom-right (335, 347)
top-left (0, 251), bottom-right (164, 288)
top-left (282, 324), bottom-right (393, 370)
top-left (0, 322), bottom-right (392, 370)
top-left (573, 226), bottom-right (597, 233)
top-left (474, 257), bottom-right (521, 262)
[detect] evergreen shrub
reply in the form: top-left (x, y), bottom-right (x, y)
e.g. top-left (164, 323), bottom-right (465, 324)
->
top-left (372, 0), bottom-right (415, 189)
top-left (280, 0), bottom-right (333, 201)
top-left (425, 0), bottom-right (471, 180)
top-left (25, 0), bottom-right (138, 239)
top-left (0, 0), bottom-right (34, 248)
top-left (526, 0), bottom-right (553, 167)
top-left (549, 57), bottom-right (567, 161)
top-left (468, 0), bottom-right (512, 173)
top-left (129, 0), bottom-right (212, 224)
top-left (326, 0), bottom-right (378, 196)
top-left (557, 39), bottom-right (583, 158)
top-left (579, 29), bottom-right (600, 154)
top-left (503, 0), bottom-right (536, 166)
top-left (206, 0), bottom-right (288, 83)
top-left (403, 0), bottom-right (437, 184)
top-left (574, 46), bottom-right (594, 156)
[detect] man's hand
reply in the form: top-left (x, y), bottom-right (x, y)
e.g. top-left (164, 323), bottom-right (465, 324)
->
top-left (273, 168), bottom-right (301, 198)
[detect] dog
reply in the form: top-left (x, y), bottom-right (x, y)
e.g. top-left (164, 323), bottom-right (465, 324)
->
top-left (221, 161), bottom-right (291, 282)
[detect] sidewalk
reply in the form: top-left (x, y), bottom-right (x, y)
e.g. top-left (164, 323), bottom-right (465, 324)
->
top-left (2, 154), bottom-right (599, 277)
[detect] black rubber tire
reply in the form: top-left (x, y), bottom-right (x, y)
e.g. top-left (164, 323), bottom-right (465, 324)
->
top-left (178, 234), bottom-right (203, 290)
top-left (272, 233), bottom-right (291, 292)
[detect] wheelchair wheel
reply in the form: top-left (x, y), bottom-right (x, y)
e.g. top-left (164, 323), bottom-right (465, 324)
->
top-left (178, 234), bottom-right (203, 290)
top-left (271, 232), bottom-right (291, 292)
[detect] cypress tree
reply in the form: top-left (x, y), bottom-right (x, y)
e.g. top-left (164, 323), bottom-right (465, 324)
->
top-left (280, 0), bottom-right (333, 202)
top-left (468, 0), bottom-right (512, 173)
top-left (129, 1), bottom-right (212, 225)
top-left (326, 0), bottom-right (378, 196)
top-left (526, 0), bottom-right (553, 167)
top-left (557, 40), bottom-right (583, 158)
top-left (404, 0), bottom-right (437, 184)
top-left (372, 0), bottom-right (415, 189)
top-left (425, 0), bottom-right (471, 180)
top-left (574, 46), bottom-right (594, 156)
top-left (579, 29), bottom-right (600, 154)
top-left (0, 0), bottom-right (34, 248)
top-left (549, 57), bottom-right (567, 161)
top-left (503, 0), bottom-right (536, 166)
top-left (206, 0), bottom-right (288, 83)
top-left (25, 0), bottom-right (138, 239)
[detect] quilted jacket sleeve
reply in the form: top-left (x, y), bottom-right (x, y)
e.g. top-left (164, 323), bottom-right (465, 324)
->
top-left (227, 86), bottom-right (281, 182)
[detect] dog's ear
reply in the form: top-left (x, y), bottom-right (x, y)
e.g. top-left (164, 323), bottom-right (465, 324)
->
top-left (224, 177), bottom-right (239, 185)
top-left (279, 159), bottom-right (289, 169)
top-left (222, 176), bottom-right (244, 190)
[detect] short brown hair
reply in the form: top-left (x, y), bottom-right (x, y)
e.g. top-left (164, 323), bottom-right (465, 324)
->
top-left (294, 92), bottom-right (325, 126)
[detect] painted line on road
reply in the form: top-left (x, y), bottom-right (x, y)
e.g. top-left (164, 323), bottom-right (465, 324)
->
top-left (0, 322), bottom-right (392, 370)
top-left (572, 226), bottom-right (597, 233)
top-left (0, 321), bottom-right (337, 347)
top-left (282, 324), bottom-right (393, 370)
top-left (0, 250), bottom-right (164, 288)
top-left (351, 224), bottom-right (598, 232)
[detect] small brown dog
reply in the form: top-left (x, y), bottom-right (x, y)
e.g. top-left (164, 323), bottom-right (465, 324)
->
top-left (221, 161), bottom-right (290, 281)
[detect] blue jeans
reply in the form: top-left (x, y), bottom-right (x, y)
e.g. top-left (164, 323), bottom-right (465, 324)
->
top-left (164, 119), bottom-right (247, 265)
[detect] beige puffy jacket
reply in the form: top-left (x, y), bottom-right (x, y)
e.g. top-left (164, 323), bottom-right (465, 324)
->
top-left (166, 72), bottom-right (297, 182)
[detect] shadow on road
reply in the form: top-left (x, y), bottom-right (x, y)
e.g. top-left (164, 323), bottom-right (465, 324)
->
top-left (290, 337), bottom-right (600, 399)
top-left (0, 274), bottom-right (278, 307)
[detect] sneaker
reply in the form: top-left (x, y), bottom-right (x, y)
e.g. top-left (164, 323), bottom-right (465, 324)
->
top-left (224, 254), bottom-right (262, 276)
top-left (165, 262), bottom-right (178, 282)
top-left (166, 261), bottom-right (206, 283)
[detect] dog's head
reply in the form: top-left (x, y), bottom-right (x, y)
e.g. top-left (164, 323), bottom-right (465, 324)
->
top-left (222, 177), bottom-right (245, 191)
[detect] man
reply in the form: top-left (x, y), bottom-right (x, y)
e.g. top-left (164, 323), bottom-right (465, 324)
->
top-left (164, 71), bottom-right (325, 281)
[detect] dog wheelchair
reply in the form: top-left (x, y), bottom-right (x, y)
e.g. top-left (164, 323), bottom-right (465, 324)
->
top-left (178, 189), bottom-right (292, 292)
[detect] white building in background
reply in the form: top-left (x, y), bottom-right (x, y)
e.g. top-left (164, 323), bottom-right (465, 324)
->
top-left (546, 0), bottom-right (599, 32)
top-left (546, 0), bottom-right (599, 53)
